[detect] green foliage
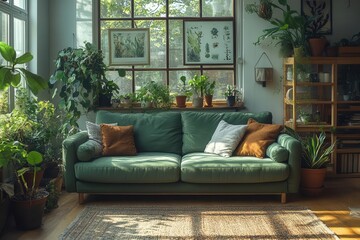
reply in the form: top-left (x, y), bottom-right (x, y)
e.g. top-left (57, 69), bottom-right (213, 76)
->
top-left (204, 79), bottom-right (216, 96)
top-left (49, 42), bottom-right (120, 136)
top-left (0, 91), bottom-right (9, 114)
top-left (224, 84), bottom-right (239, 97)
top-left (245, 0), bottom-right (273, 20)
top-left (176, 76), bottom-right (192, 98)
top-left (246, 0), bottom-right (309, 55)
top-left (0, 42), bottom-right (47, 95)
top-left (284, 127), bottom-right (336, 169)
top-left (136, 81), bottom-right (173, 109)
top-left (188, 74), bottom-right (209, 97)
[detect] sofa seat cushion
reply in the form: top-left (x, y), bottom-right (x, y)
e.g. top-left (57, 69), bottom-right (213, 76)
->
top-left (181, 153), bottom-right (289, 183)
top-left (74, 152), bottom-right (181, 183)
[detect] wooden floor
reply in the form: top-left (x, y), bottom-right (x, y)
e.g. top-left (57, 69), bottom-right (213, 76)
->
top-left (2, 177), bottom-right (360, 240)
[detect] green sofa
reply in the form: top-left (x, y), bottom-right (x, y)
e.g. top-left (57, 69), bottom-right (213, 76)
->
top-left (63, 110), bottom-right (301, 203)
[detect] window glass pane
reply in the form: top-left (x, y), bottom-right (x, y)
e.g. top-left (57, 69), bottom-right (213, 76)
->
top-left (134, 20), bottom-right (166, 68)
top-left (169, 0), bottom-right (199, 17)
top-left (106, 70), bottom-right (133, 96)
top-left (14, 0), bottom-right (26, 10)
top-left (100, 0), bottom-right (131, 18)
top-left (203, 70), bottom-right (234, 99)
top-left (13, 17), bottom-right (25, 61)
top-left (169, 20), bottom-right (186, 68)
top-left (101, 21), bottom-right (132, 66)
top-left (203, 0), bottom-right (233, 17)
top-left (134, 0), bottom-right (166, 17)
top-left (134, 71), bottom-right (166, 92)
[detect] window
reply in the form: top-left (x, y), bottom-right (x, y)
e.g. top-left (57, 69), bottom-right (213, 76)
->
top-left (0, 0), bottom-right (28, 112)
top-left (98, 0), bottom-right (236, 100)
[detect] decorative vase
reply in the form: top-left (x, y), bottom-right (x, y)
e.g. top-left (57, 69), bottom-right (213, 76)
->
top-left (204, 95), bottom-right (213, 107)
top-left (308, 38), bottom-right (328, 57)
top-left (11, 191), bottom-right (49, 230)
top-left (175, 95), bottom-right (187, 108)
top-left (226, 96), bottom-right (236, 107)
top-left (300, 168), bottom-right (327, 196)
top-left (192, 96), bottom-right (203, 108)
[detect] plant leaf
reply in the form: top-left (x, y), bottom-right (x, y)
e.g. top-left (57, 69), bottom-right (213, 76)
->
top-left (26, 151), bottom-right (43, 166)
top-left (19, 68), bottom-right (48, 94)
top-left (14, 52), bottom-right (33, 64)
top-left (0, 42), bottom-right (16, 62)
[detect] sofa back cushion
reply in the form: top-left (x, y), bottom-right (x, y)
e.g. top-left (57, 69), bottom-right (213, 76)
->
top-left (96, 111), bottom-right (182, 155)
top-left (181, 111), bottom-right (272, 155)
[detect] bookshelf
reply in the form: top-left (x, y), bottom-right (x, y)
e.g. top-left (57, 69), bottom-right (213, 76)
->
top-left (283, 57), bottom-right (360, 177)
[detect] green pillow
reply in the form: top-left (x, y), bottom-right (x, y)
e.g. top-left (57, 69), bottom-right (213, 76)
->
top-left (266, 142), bottom-right (289, 163)
top-left (77, 139), bottom-right (102, 162)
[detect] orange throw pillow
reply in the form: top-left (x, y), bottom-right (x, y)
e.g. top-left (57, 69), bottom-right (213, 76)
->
top-left (234, 118), bottom-right (283, 158)
top-left (101, 124), bottom-right (137, 156)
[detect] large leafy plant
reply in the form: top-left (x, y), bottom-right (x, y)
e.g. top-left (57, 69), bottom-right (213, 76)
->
top-left (0, 42), bottom-right (47, 94)
top-left (49, 42), bottom-right (122, 136)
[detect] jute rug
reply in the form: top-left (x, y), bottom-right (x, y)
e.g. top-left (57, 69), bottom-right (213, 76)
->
top-left (59, 205), bottom-right (339, 240)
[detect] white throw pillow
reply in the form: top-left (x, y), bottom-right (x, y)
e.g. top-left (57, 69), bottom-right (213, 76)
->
top-left (204, 120), bottom-right (247, 157)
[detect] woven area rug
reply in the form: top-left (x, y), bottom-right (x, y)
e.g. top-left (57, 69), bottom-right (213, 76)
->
top-left (59, 205), bottom-right (339, 240)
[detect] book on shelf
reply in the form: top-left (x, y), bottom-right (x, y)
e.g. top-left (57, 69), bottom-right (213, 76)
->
top-left (338, 153), bottom-right (360, 174)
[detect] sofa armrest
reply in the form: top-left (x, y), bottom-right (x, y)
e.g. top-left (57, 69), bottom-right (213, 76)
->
top-left (277, 133), bottom-right (302, 193)
top-left (62, 131), bottom-right (89, 192)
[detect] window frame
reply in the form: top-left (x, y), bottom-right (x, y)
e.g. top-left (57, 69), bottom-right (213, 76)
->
top-left (97, 0), bottom-right (237, 100)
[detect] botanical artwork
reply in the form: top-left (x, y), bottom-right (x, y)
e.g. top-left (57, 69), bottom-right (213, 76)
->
top-left (108, 28), bottom-right (150, 65)
top-left (301, 0), bottom-right (332, 35)
top-left (184, 21), bottom-right (234, 65)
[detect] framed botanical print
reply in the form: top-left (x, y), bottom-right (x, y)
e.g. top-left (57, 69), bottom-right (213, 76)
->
top-left (301, 0), bottom-right (332, 35)
top-left (108, 28), bottom-right (150, 66)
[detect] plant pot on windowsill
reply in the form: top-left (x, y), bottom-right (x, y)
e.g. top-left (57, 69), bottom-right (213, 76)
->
top-left (226, 96), bottom-right (236, 107)
top-left (204, 95), bottom-right (213, 107)
top-left (175, 95), bottom-right (187, 108)
top-left (192, 96), bottom-right (203, 108)
top-left (98, 93), bottom-right (112, 107)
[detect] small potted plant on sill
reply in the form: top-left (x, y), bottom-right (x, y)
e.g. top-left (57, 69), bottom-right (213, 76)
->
top-left (188, 74), bottom-right (208, 108)
top-left (224, 84), bottom-right (239, 107)
top-left (98, 79), bottom-right (120, 107)
top-left (175, 76), bottom-right (192, 108)
top-left (204, 78), bottom-right (216, 107)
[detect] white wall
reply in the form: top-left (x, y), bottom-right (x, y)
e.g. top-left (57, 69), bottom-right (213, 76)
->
top-left (45, 0), bottom-right (360, 125)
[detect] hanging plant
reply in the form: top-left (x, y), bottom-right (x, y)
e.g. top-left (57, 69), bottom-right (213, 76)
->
top-left (245, 0), bottom-right (273, 20)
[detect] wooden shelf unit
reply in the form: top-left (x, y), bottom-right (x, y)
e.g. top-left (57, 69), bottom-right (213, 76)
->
top-left (283, 57), bottom-right (360, 177)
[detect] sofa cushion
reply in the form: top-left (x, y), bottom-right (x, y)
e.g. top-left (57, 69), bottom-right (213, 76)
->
top-left (266, 142), bottom-right (289, 163)
top-left (204, 120), bottom-right (247, 157)
top-left (101, 124), bottom-right (137, 156)
top-left (234, 119), bottom-right (283, 158)
top-left (77, 139), bottom-right (102, 162)
top-left (75, 152), bottom-right (181, 183)
top-left (96, 111), bottom-right (182, 155)
top-left (182, 111), bottom-right (272, 155)
top-left (181, 153), bottom-right (289, 183)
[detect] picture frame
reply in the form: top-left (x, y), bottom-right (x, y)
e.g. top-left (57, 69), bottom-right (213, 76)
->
top-left (301, 0), bottom-right (332, 35)
top-left (108, 28), bottom-right (150, 66)
top-left (183, 20), bottom-right (234, 65)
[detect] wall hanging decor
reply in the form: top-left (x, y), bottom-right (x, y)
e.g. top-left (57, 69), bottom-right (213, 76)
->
top-left (301, 0), bottom-right (332, 35)
top-left (254, 52), bottom-right (273, 87)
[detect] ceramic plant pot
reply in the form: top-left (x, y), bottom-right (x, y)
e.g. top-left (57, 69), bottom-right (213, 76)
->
top-left (309, 38), bottom-right (328, 57)
top-left (192, 97), bottom-right (203, 108)
top-left (204, 95), bottom-right (213, 107)
top-left (300, 168), bottom-right (327, 196)
top-left (175, 95), bottom-right (187, 108)
top-left (226, 96), bottom-right (236, 107)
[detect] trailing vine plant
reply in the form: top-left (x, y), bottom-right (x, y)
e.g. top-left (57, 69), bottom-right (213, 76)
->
top-left (49, 42), bottom-right (123, 136)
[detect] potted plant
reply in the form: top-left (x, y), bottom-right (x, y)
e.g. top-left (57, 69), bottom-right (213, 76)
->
top-left (188, 74), bottom-right (208, 108)
top-left (49, 42), bottom-right (122, 136)
top-left (204, 78), bottom-right (216, 107)
top-left (245, 0), bottom-right (273, 20)
top-left (120, 93), bottom-right (135, 108)
top-left (137, 81), bottom-right (173, 109)
top-left (0, 140), bottom-right (48, 230)
top-left (246, 0), bottom-right (309, 57)
top-left (0, 42), bottom-right (47, 95)
top-left (224, 84), bottom-right (239, 107)
top-left (175, 76), bottom-right (192, 108)
top-left (98, 79), bottom-right (120, 107)
top-left (285, 127), bottom-right (336, 196)
top-left (303, 1), bottom-right (329, 56)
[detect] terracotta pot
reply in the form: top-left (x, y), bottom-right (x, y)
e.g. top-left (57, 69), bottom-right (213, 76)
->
top-left (21, 169), bottom-right (44, 194)
top-left (308, 38), bottom-right (328, 57)
top-left (204, 95), bottom-right (213, 107)
top-left (301, 168), bottom-right (327, 196)
top-left (175, 95), bottom-right (187, 108)
top-left (11, 191), bottom-right (49, 230)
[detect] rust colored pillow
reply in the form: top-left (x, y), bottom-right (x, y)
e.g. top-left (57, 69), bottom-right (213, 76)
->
top-left (101, 124), bottom-right (137, 156)
top-left (234, 118), bottom-right (283, 158)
